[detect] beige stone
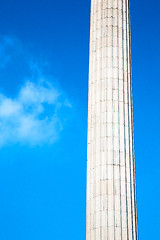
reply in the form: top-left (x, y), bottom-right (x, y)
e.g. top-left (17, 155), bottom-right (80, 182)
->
top-left (87, 0), bottom-right (138, 239)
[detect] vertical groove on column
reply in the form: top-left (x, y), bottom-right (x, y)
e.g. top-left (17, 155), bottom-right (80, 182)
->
top-left (125, 0), bottom-right (134, 239)
top-left (128, 0), bottom-right (138, 239)
top-left (89, 0), bottom-right (94, 237)
top-left (117, 0), bottom-right (123, 238)
top-left (87, 0), bottom-right (91, 238)
top-left (90, 0), bottom-right (92, 238)
top-left (122, 0), bottom-right (129, 239)
top-left (100, 1), bottom-right (103, 239)
top-left (111, 1), bottom-right (115, 240)
top-left (94, 0), bottom-right (98, 236)
top-left (91, 1), bottom-right (95, 239)
top-left (91, 1), bottom-right (95, 238)
top-left (106, 2), bottom-right (109, 240)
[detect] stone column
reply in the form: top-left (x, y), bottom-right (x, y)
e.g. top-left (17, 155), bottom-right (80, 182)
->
top-left (86, 0), bottom-right (138, 239)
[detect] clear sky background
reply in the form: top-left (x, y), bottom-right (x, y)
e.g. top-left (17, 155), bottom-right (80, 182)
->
top-left (0, 0), bottom-right (159, 239)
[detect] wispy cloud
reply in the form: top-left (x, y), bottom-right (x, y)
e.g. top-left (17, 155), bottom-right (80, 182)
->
top-left (0, 36), bottom-right (72, 147)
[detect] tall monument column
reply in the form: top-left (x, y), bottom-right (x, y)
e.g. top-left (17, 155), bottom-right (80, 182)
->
top-left (87, 0), bottom-right (138, 240)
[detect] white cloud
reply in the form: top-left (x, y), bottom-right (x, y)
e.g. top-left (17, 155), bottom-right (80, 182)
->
top-left (0, 79), bottom-right (70, 147)
top-left (0, 96), bottom-right (21, 117)
top-left (0, 36), bottom-right (72, 147)
top-left (19, 80), bottom-right (59, 105)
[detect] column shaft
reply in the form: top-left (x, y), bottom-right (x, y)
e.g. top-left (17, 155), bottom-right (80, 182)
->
top-left (87, 0), bottom-right (138, 239)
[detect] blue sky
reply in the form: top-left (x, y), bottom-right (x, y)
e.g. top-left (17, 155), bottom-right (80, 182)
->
top-left (0, 0), bottom-right (159, 239)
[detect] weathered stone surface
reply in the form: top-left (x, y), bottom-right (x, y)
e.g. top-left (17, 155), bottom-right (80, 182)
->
top-left (87, 0), bottom-right (138, 239)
